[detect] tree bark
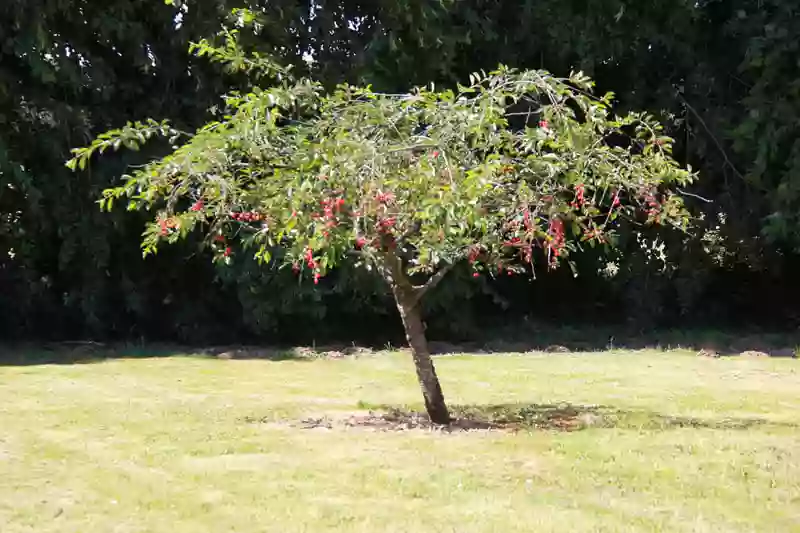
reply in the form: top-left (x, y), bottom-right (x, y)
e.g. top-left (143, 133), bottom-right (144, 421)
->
top-left (392, 287), bottom-right (451, 425)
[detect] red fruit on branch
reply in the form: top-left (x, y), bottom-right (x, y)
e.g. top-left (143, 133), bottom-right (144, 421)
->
top-left (376, 191), bottom-right (395, 204)
top-left (472, 272), bottom-right (480, 278)
top-left (190, 200), bottom-right (204, 212)
top-left (355, 237), bottom-right (367, 249)
top-left (538, 120), bottom-right (549, 129)
top-left (572, 183), bottom-right (585, 208)
top-left (223, 247), bottom-right (232, 257)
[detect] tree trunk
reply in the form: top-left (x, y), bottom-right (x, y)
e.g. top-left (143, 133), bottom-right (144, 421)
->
top-left (393, 289), bottom-right (451, 425)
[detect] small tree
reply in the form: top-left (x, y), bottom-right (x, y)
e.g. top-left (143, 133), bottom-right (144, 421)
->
top-left (69, 41), bottom-right (693, 424)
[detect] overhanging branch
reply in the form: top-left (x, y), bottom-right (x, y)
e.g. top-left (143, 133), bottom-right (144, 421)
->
top-left (412, 261), bottom-right (458, 300)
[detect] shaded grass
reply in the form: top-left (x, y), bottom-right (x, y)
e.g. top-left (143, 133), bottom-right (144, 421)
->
top-left (1, 349), bottom-right (799, 532)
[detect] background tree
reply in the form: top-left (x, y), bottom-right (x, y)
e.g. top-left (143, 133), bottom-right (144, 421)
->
top-left (70, 30), bottom-right (693, 421)
top-left (5, 0), bottom-right (800, 346)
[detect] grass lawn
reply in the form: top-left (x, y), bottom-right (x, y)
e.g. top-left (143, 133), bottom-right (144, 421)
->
top-left (1, 349), bottom-right (799, 532)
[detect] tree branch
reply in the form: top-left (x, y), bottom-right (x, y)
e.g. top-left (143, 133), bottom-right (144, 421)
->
top-left (413, 262), bottom-right (458, 299)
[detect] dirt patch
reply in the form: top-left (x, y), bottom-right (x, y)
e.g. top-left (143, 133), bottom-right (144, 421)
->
top-left (296, 411), bottom-right (506, 433)
top-left (285, 404), bottom-right (596, 433)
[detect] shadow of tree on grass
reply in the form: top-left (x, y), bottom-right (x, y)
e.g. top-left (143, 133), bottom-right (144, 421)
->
top-left (334, 402), bottom-right (798, 432)
top-left (0, 343), bottom-right (325, 366)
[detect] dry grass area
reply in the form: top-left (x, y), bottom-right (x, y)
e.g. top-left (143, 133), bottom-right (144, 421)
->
top-left (1, 348), bottom-right (799, 532)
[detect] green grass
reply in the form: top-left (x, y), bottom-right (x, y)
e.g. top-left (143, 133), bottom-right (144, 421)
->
top-left (1, 349), bottom-right (799, 532)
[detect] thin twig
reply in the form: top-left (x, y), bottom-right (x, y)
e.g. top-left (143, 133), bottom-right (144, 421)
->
top-left (676, 188), bottom-right (712, 203)
top-left (678, 93), bottom-right (745, 181)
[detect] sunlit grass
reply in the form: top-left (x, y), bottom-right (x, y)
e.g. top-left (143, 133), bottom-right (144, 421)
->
top-left (1, 349), bottom-right (798, 532)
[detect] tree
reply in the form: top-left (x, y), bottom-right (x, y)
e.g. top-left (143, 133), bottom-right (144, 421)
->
top-left (68, 34), bottom-right (693, 422)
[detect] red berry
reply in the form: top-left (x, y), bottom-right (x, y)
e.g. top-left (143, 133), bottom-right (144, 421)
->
top-left (224, 247), bottom-right (232, 257)
top-left (539, 120), bottom-right (549, 128)
top-left (472, 272), bottom-right (480, 278)
top-left (190, 200), bottom-right (204, 212)
top-left (432, 151), bottom-right (440, 158)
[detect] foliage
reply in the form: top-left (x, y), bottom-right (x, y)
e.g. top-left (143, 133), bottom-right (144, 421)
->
top-left (71, 60), bottom-right (693, 295)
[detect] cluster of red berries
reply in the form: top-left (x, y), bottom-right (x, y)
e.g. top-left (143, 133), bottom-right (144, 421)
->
top-left (321, 197), bottom-right (345, 214)
top-left (316, 197), bottom-right (347, 237)
top-left (644, 192), bottom-right (661, 218)
top-left (539, 120), bottom-right (549, 129)
top-left (375, 192), bottom-right (394, 205)
top-left (230, 211), bottom-right (263, 222)
top-left (158, 217), bottom-right (178, 236)
top-left (497, 263), bottom-right (515, 277)
top-left (378, 217), bottom-right (396, 230)
top-left (467, 246), bottom-right (482, 277)
top-left (570, 183), bottom-right (586, 209)
top-left (523, 209), bottom-right (532, 230)
top-left (548, 218), bottom-right (566, 259)
top-left (303, 248), bottom-right (322, 284)
top-left (583, 227), bottom-right (605, 243)
top-left (190, 200), bottom-right (204, 212)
